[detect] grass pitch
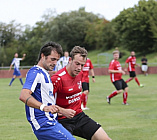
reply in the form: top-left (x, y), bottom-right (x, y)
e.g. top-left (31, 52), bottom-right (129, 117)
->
top-left (0, 74), bottom-right (157, 140)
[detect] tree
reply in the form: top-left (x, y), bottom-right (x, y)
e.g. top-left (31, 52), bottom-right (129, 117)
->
top-left (0, 21), bottom-right (23, 66)
top-left (43, 7), bottom-right (99, 51)
top-left (113, 0), bottom-right (157, 53)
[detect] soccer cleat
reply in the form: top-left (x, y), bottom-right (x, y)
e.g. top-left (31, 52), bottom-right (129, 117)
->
top-left (139, 84), bottom-right (144, 88)
top-left (82, 107), bottom-right (90, 110)
top-left (122, 102), bottom-right (129, 105)
top-left (106, 96), bottom-right (111, 104)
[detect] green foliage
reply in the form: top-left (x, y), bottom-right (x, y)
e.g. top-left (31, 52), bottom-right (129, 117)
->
top-left (43, 7), bottom-right (100, 51)
top-left (1, 2), bottom-right (157, 66)
top-left (0, 21), bottom-right (23, 66)
top-left (113, 0), bottom-right (157, 53)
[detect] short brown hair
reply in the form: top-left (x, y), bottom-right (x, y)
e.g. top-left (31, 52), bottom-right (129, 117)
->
top-left (70, 46), bottom-right (88, 60)
top-left (112, 50), bottom-right (119, 55)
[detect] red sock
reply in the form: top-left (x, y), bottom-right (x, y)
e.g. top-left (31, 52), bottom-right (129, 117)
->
top-left (83, 95), bottom-right (88, 108)
top-left (109, 91), bottom-right (118, 98)
top-left (81, 93), bottom-right (85, 103)
top-left (123, 92), bottom-right (128, 104)
top-left (126, 77), bottom-right (133, 83)
top-left (135, 77), bottom-right (140, 86)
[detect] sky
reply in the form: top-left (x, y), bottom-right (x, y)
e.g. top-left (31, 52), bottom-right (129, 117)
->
top-left (0, 0), bottom-right (140, 26)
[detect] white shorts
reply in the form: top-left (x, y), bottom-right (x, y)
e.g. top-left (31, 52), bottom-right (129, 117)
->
top-left (141, 65), bottom-right (148, 72)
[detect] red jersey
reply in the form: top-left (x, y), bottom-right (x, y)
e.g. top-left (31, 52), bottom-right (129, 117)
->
top-left (109, 59), bottom-right (122, 82)
top-left (51, 67), bottom-right (83, 120)
top-left (125, 56), bottom-right (136, 71)
top-left (82, 58), bottom-right (94, 83)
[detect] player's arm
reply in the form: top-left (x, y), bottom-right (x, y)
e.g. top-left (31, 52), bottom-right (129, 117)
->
top-left (9, 64), bottom-right (13, 72)
top-left (90, 69), bottom-right (95, 82)
top-left (124, 62), bottom-right (128, 72)
top-left (21, 54), bottom-right (26, 60)
top-left (108, 69), bottom-right (125, 74)
top-left (19, 89), bottom-right (59, 114)
top-left (135, 63), bottom-right (140, 67)
top-left (56, 105), bottom-right (76, 119)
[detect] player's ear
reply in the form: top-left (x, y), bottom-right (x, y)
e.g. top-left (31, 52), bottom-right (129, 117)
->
top-left (41, 53), bottom-right (45, 59)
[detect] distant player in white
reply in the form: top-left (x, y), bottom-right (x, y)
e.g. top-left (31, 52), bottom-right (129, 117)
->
top-left (19, 42), bottom-right (75, 140)
top-left (58, 51), bottom-right (70, 70)
top-left (9, 53), bottom-right (26, 86)
top-left (53, 51), bottom-right (70, 73)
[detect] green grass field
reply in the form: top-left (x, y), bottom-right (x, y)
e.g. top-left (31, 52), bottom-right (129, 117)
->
top-left (0, 74), bottom-right (157, 140)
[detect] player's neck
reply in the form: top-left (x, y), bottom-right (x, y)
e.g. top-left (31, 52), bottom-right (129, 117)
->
top-left (66, 65), bottom-right (75, 77)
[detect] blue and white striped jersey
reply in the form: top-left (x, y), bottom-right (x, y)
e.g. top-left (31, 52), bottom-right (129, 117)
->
top-left (59, 56), bottom-right (70, 69)
top-left (11, 58), bottom-right (22, 70)
top-left (23, 65), bottom-right (57, 131)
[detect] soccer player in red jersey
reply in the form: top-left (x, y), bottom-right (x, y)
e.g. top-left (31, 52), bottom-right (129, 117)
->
top-left (51, 46), bottom-right (111, 140)
top-left (106, 51), bottom-right (129, 105)
top-left (81, 58), bottom-right (95, 110)
top-left (124, 51), bottom-right (143, 87)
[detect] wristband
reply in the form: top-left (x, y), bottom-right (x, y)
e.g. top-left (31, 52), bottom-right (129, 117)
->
top-left (40, 104), bottom-right (46, 111)
top-left (92, 76), bottom-right (95, 78)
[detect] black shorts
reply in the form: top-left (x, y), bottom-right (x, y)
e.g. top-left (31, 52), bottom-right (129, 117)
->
top-left (82, 82), bottom-right (89, 91)
top-left (113, 79), bottom-right (128, 90)
top-left (58, 112), bottom-right (101, 140)
top-left (129, 71), bottom-right (136, 77)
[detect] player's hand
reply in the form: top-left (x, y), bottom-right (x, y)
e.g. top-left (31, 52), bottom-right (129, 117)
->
top-left (92, 78), bottom-right (95, 83)
top-left (56, 105), bottom-right (76, 119)
top-left (124, 68), bottom-right (127, 72)
top-left (43, 105), bottom-right (59, 114)
top-left (121, 70), bottom-right (125, 75)
top-left (23, 54), bottom-right (26, 57)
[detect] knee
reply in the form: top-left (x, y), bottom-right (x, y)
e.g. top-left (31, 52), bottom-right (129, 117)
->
top-left (125, 87), bottom-right (128, 92)
top-left (117, 90), bottom-right (123, 94)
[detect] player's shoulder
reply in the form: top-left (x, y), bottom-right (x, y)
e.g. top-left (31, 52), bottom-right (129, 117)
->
top-left (28, 66), bottom-right (43, 74)
top-left (110, 59), bottom-right (115, 64)
top-left (86, 58), bottom-right (91, 62)
top-left (128, 56), bottom-right (132, 59)
top-left (51, 68), bottom-right (66, 79)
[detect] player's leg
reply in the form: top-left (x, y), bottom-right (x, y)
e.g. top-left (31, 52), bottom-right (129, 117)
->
top-left (73, 112), bottom-right (111, 140)
top-left (123, 87), bottom-right (128, 105)
top-left (18, 75), bottom-right (24, 85)
top-left (107, 80), bottom-right (123, 104)
top-left (134, 76), bottom-right (140, 86)
top-left (122, 79), bottom-right (128, 105)
top-left (91, 127), bottom-right (112, 140)
top-left (81, 82), bottom-right (89, 109)
top-left (9, 75), bottom-right (16, 86)
top-left (16, 70), bottom-right (23, 85)
top-left (125, 71), bottom-right (134, 83)
top-left (34, 120), bottom-right (75, 140)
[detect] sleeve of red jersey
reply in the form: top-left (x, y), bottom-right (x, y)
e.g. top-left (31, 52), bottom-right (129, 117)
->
top-left (125, 57), bottom-right (130, 63)
top-left (51, 75), bottom-right (62, 95)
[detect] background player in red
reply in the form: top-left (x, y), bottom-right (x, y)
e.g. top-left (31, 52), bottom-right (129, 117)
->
top-left (81, 58), bottom-right (95, 110)
top-left (124, 51), bottom-right (143, 87)
top-left (51, 46), bottom-right (111, 140)
top-left (106, 50), bottom-right (129, 105)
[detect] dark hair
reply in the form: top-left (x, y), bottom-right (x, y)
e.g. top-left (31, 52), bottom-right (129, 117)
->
top-left (37, 41), bottom-right (63, 62)
top-left (70, 46), bottom-right (88, 60)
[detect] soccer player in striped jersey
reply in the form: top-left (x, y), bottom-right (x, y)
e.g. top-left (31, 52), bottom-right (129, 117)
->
top-left (51, 46), bottom-right (111, 140)
top-left (9, 53), bottom-right (26, 86)
top-left (59, 51), bottom-right (70, 69)
top-left (106, 50), bottom-right (129, 105)
top-left (81, 58), bottom-right (95, 110)
top-left (124, 51), bottom-right (143, 87)
top-left (19, 42), bottom-right (75, 140)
